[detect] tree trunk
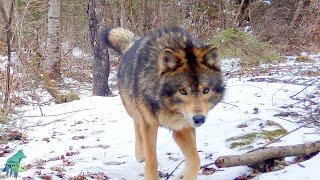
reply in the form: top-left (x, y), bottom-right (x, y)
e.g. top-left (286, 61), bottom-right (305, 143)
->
top-left (128, 0), bottom-right (137, 31)
top-left (181, 0), bottom-right (186, 28)
top-left (233, 0), bottom-right (246, 28)
top-left (89, 0), bottom-right (112, 96)
top-left (158, 0), bottom-right (163, 27)
top-left (0, 0), bottom-right (15, 109)
top-left (120, 0), bottom-right (125, 27)
top-left (110, 1), bottom-right (118, 27)
top-left (291, 0), bottom-right (305, 26)
top-left (45, 0), bottom-right (61, 81)
top-left (141, 0), bottom-right (151, 35)
top-left (219, 0), bottom-right (226, 29)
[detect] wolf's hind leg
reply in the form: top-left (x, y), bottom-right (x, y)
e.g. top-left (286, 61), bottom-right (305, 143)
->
top-left (172, 128), bottom-right (200, 180)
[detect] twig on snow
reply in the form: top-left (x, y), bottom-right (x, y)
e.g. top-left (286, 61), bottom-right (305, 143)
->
top-left (12, 108), bottom-right (93, 120)
top-left (290, 77), bottom-right (320, 99)
top-left (221, 101), bottom-right (239, 107)
top-left (165, 159), bottom-right (185, 180)
top-left (22, 118), bottom-right (66, 129)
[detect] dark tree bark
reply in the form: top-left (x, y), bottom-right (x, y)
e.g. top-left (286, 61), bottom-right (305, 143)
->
top-left (141, 0), bottom-right (151, 35)
top-left (89, 0), bottom-right (112, 96)
top-left (291, 0), bottom-right (305, 26)
top-left (157, 0), bottom-right (163, 27)
top-left (233, 0), bottom-right (246, 28)
top-left (0, 0), bottom-right (15, 108)
top-left (120, 0), bottom-right (125, 27)
top-left (219, 0), bottom-right (226, 29)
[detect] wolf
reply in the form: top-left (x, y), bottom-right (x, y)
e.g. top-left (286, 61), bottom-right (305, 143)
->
top-left (102, 27), bottom-right (225, 180)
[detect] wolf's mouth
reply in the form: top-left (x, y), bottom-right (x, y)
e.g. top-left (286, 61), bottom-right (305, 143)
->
top-left (191, 122), bottom-right (204, 128)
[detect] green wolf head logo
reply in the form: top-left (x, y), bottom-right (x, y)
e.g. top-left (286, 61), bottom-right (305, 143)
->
top-left (2, 150), bottom-right (26, 178)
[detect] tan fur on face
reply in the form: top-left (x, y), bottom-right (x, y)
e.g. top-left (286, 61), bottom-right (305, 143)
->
top-left (181, 96), bottom-right (208, 118)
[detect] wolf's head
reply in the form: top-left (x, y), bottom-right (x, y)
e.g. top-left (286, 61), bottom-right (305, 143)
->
top-left (159, 45), bottom-right (225, 127)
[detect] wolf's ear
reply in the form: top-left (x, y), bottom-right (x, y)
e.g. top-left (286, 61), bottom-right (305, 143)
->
top-left (158, 49), bottom-right (182, 74)
top-left (202, 45), bottom-right (221, 71)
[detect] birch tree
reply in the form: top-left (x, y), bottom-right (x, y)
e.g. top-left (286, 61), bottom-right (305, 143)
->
top-left (45, 0), bottom-right (61, 81)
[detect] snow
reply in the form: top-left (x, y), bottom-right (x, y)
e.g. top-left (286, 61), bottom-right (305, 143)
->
top-left (72, 47), bottom-right (92, 60)
top-left (1, 76), bottom-right (319, 179)
top-left (0, 55), bottom-right (6, 71)
top-left (0, 53), bottom-right (19, 73)
top-left (1, 55), bottom-right (319, 179)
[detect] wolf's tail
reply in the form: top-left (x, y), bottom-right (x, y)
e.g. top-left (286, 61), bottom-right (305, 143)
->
top-left (102, 28), bottom-right (135, 55)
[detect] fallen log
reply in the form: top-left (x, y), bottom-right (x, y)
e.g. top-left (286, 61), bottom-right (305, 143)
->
top-left (208, 141), bottom-right (320, 168)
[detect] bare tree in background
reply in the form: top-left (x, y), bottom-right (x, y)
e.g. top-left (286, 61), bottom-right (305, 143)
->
top-left (291, 0), bottom-right (305, 26)
top-left (158, 0), bottom-right (163, 26)
top-left (220, 0), bottom-right (226, 29)
top-left (89, 0), bottom-right (112, 96)
top-left (0, 0), bottom-right (16, 108)
top-left (45, 0), bottom-right (61, 81)
top-left (233, 0), bottom-right (246, 28)
top-left (141, 0), bottom-right (151, 35)
top-left (120, 0), bottom-right (125, 27)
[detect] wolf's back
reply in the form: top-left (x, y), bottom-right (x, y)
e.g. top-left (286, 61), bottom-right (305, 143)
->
top-left (102, 28), bottom-right (135, 55)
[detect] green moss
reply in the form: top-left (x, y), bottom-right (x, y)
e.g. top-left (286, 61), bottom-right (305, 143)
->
top-left (230, 141), bottom-right (252, 149)
top-left (211, 29), bottom-right (282, 67)
top-left (227, 132), bottom-right (260, 149)
top-left (226, 132), bottom-right (259, 142)
top-left (227, 128), bottom-right (287, 149)
top-left (262, 129), bottom-right (288, 141)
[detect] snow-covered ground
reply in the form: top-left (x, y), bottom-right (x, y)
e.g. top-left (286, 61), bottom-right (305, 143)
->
top-left (0, 55), bottom-right (319, 179)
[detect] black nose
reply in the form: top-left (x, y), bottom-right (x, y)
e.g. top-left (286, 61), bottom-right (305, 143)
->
top-left (192, 115), bottom-right (206, 125)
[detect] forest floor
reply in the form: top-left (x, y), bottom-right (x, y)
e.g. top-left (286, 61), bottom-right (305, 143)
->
top-left (0, 53), bottom-right (320, 179)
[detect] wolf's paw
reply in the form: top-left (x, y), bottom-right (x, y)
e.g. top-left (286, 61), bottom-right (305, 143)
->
top-left (175, 174), bottom-right (184, 180)
top-left (135, 151), bottom-right (145, 162)
top-left (175, 173), bottom-right (197, 180)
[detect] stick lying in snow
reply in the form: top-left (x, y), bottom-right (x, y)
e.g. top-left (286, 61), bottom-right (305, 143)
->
top-left (211, 141), bottom-right (320, 168)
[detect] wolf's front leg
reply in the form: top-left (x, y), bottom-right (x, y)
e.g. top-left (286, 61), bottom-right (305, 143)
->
top-left (134, 121), bottom-right (145, 162)
top-left (140, 120), bottom-right (159, 180)
top-left (173, 128), bottom-right (200, 180)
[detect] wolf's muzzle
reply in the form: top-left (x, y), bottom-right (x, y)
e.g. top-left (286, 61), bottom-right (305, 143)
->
top-left (192, 115), bottom-right (206, 126)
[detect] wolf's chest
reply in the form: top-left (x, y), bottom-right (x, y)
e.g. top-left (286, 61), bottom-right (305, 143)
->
top-left (157, 111), bottom-right (191, 131)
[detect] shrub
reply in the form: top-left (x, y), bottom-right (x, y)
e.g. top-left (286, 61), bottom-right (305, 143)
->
top-left (211, 29), bottom-right (282, 67)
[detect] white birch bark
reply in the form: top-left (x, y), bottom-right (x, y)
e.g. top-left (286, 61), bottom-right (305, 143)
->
top-left (45, 0), bottom-right (61, 81)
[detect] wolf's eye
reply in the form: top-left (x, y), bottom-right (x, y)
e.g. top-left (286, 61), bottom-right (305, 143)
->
top-left (203, 88), bottom-right (210, 94)
top-left (179, 89), bottom-right (188, 95)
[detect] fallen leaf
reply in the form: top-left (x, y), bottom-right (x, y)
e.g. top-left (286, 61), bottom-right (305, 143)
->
top-left (200, 167), bottom-right (217, 175)
top-left (72, 135), bottom-right (86, 140)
